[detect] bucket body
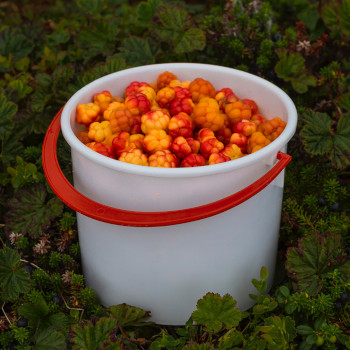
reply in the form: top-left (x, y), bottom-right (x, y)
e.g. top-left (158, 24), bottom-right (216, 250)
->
top-left (56, 63), bottom-right (297, 325)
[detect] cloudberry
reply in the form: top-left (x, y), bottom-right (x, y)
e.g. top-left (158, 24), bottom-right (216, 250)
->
top-left (119, 148), bottom-right (149, 166)
top-left (88, 121), bottom-right (114, 145)
top-left (208, 152), bottom-right (231, 165)
top-left (258, 117), bottom-right (286, 141)
top-left (125, 93), bottom-right (151, 115)
top-left (222, 144), bottom-right (243, 160)
top-left (86, 142), bottom-right (114, 158)
top-left (168, 112), bottom-right (194, 139)
top-left (181, 153), bottom-right (206, 167)
top-left (192, 97), bottom-right (225, 132)
top-left (246, 131), bottom-right (271, 153)
top-left (186, 137), bottom-right (200, 154)
top-left (170, 136), bottom-right (192, 159)
top-left (112, 132), bottom-right (130, 157)
top-left (189, 78), bottom-right (216, 102)
top-left (197, 128), bottom-right (215, 143)
top-left (93, 90), bottom-right (113, 113)
top-left (104, 105), bottom-right (135, 134)
top-left (215, 127), bottom-right (232, 145)
top-left (243, 98), bottom-right (259, 115)
top-left (76, 103), bottom-right (101, 125)
top-left (169, 98), bottom-right (194, 117)
top-left (230, 132), bottom-right (248, 153)
top-left (125, 81), bottom-right (150, 97)
top-left (156, 87), bottom-right (176, 109)
top-left (232, 120), bottom-right (257, 137)
top-left (141, 110), bottom-right (170, 134)
top-left (157, 71), bottom-right (178, 90)
top-left (200, 137), bottom-right (224, 159)
top-left (149, 150), bottom-right (178, 168)
top-left (143, 129), bottom-right (172, 153)
top-left (225, 100), bottom-right (252, 123)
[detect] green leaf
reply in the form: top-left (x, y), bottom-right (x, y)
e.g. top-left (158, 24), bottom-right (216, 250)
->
top-left (75, 22), bottom-right (117, 58)
top-left (136, 0), bottom-right (161, 26)
top-left (300, 110), bottom-right (350, 168)
top-left (0, 247), bottom-right (31, 301)
top-left (105, 303), bottom-right (151, 326)
top-left (75, 0), bottom-right (105, 13)
top-left (297, 325), bottom-right (314, 336)
top-left (285, 232), bottom-right (350, 295)
top-left (337, 92), bottom-right (350, 111)
top-left (0, 28), bottom-right (33, 62)
top-left (5, 184), bottom-right (64, 237)
top-left (116, 37), bottom-right (158, 66)
top-left (297, 4), bottom-right (320, 31)
top-left (9, 79), bottom-right (33, 100)
top-left (19, 297), bottom-right (49, 328)
top-left (339, 0), bottom-right (350, 36)
top-left (275, 50), bottom-right (316, 93)
top-left (300, 111), bottom-right (332, 155)
top-left (73, 317), bottom-right (117, 350)
top-left (321, 1), bottom-right (338, 32)
top-left (34, 328), bottom-right (66, 350)
top-left (14, 57), bottom-right (30, 72)
top-left (156, 7), bottom-right (190, 40)
top-left (0, 94), bottom-right (17, 140)
top-left (260, 266), bottom-right (269, 281)
top-left (174, 28), bottom-right (206, 54)
top-left (192, 293), bottom-right (242, 332)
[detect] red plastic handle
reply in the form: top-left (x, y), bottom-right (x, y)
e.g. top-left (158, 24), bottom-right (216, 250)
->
top-left (42, 108), bottom-right (291, 227)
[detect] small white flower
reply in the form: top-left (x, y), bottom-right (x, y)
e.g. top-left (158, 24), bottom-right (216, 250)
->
top-left (9, 232), bottom-right (22, 245)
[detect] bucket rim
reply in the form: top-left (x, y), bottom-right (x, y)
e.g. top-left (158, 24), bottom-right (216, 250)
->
top-left (61, 63), bottom-right (297, 178)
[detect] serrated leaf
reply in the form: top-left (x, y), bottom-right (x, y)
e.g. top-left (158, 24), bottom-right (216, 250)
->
top-left (106, 303), bottom-right (151, 326)
top-left (300, 111), bottom-right (332, 155)
top-left (116, 37), bottom-right (158, 66)
top-left (0, 28), bottom-right (33, 61)
top-left (73, 317), bottom-right (117, 350)
top-left (0, 94), bottom-right (17, 140)
top-left (174, 28), bottom-right (206, 54)
top-left (47, 28), bottom-right (71, 47)
top-left (75, 22), bottom-right (117, 58)
top-left (0, 247), bottom-right (31, 301)
top-left (321, 1), bottom-right (338, 32)
top-left (192, 293), bottom-right (242, 332)
top-left (35, 73), bottom-right (52, 87)
top-left (5, 184), bottom-right (63, 237)
top-left (19, 297), bottom-right (49, 328)
top-left (285, 232), bottom-right (350, 295)
top-left (156, 7), bottom-right (190, 40)
top-left (34, 328), bottom-right (66, 350)
top-left (30, 88), bottom-right (52, 113)
top-left (300, 111), bottom-right (350, 168)
top-left (9, 79), bottom-right (33, 100)
top-left (275, 50), bottom-right (316, 93)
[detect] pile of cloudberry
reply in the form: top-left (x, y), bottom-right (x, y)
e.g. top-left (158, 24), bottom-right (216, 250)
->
top-left (75, 71), bottom-right (286, 167)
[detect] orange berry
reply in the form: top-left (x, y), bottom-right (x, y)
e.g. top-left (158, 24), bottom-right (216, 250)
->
top-left (258, 117), bottom-right (286, 141)
top-left (149, 150), bottom-right (178, 168)
top-left (86, 142), bottom-right (114, 158)
top-left (169, 98), bottom-right (194, 117)
top-left (143, 129), bottom-right (172, 153)
top-left (119, 148), bottom-right (149, 166)
top-left (76, 103), bottom-right (101, 126)
top-left (222, 143), bottom-right (243, 160)
top-left (189, 78), bottom-right (216, 102)
top-left (246, 131), bottom-right (271, 153)
top-left (93, 90), bottom-right (113, 113)
top-left (157, 71), bottom-right (178, 90)
top-left (155, 87), bottom-right (176, 109)
top-left (192, 97), bottom-right (224, 132)
top-left (225, 100), bottom-right (252, 124)
top-left (88, 121), bottom-right (114, 144)
top-left (215, 127), bottom-right (232, 145)
top-left (208, 152), bottom-right (231, 165)
top-left (77, 129), bottom-right (91, 144)
top-left (197, 128), bottom-right (215, 143)
top-left (104, 104), bottom-right (135, 134)
top-left (141, 110), bottom-right (170, 134)
top-left (125, 81), bottom-right (150, 97)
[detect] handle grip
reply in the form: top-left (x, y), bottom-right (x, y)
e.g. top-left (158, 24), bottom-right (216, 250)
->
top-left (42, 108), bottom-right (291, 227)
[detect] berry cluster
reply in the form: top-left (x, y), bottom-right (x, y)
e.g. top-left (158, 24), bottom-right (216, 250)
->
top-left (75, 71), bottom-right (287, 167)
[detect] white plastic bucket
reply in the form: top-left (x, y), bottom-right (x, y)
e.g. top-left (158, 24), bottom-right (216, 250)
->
top-left (42, 63), bottom-right (297, 325)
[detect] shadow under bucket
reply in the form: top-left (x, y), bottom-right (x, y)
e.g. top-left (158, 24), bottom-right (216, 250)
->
top-left (42, 63), bottom-right (297, 325)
